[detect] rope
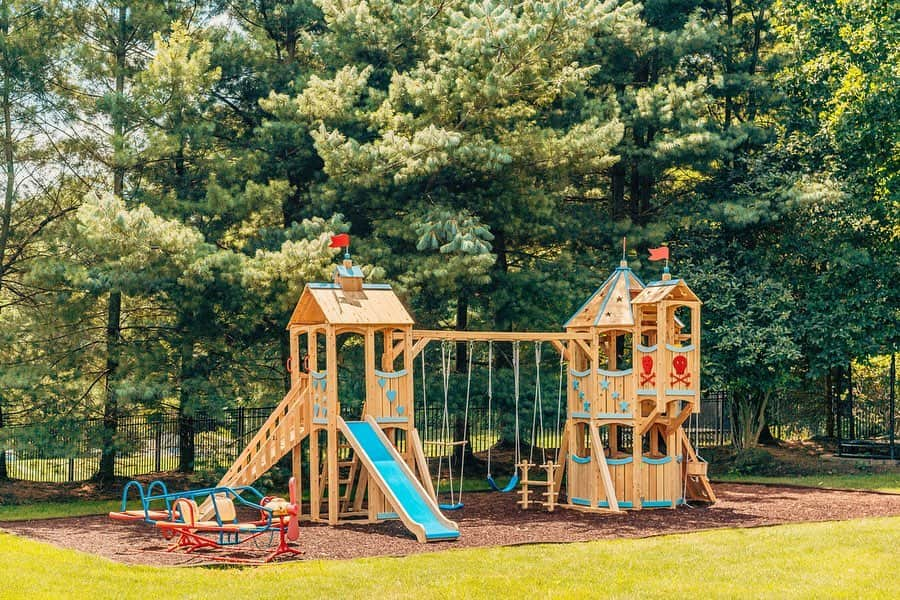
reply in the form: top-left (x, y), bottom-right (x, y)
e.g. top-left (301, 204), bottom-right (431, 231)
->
top-left (486, 341), bottom-right (494, 477)
top-left (555, 349), bottom-right (564, 464)
top-left (529, 342), bottom-right (546, 465)
top-left (457, 341), bottom-right (473, 503)
top-left (513, 341), bottom-right (521, 466)
top-left (420, 347), bottom-right (427, 448)
top-left (436, 341), bottom-right (455, 505)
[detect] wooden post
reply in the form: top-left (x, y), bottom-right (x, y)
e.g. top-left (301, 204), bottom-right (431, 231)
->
top-left (292, 444), bottom-right (303, 519)
top-left (308, 330), bottom-right (320, 521)
top-left (326, 325), bottom-right (339, 524)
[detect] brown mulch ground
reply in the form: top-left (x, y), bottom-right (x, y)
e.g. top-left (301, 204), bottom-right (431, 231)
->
top-left (2, 483), bottom-right (900, 567)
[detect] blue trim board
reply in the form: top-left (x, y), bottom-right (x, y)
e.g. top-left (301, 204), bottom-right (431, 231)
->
top-left (637, 389), bottom-right (657, 396)
top-left (377, 512), bottom-right (399, 520)
top-left (597, 368), bottom-right (633, 377)
top-left (570, 367), bottom-right (591, 378)
top-left (636, 344), bottom-right (657, 353)
top-left (595, 412), bottom-right (633, 420)
top-left (666, 389), bottom-right (696, 396)
top-left (599, 501), bottom-right (634, 508)
top-left (571, 497), bottom-right (591, 507)
top-left (606, 457), bottom-right (634, 465)
top-left (307, 282), bottom-right (393, 290)
top-left (313, 418), bottom-right (327, 425)
top-left (374, 417), bottom-right (409, 424)
top-left (648, 278), bottom-right (681, 287)
top-left (641, 500), bottom-right (674, 508)
top-left (571, 411), bottom-right (591, 419)
top-left (570, 453), bottom-right (592, 464)
top-left (373, 368), bottom-right (408, 379)
top-left (310, 370), bottom-right (327, 380)
top-left (642, 456), bottom-right (673, 465)
top-left (665, 343), bottom-right (696, 352)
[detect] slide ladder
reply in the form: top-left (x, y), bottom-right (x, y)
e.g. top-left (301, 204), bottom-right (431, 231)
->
top-left (339, 417), bottom-right (459, 543)
top-left (199, 382), bottom-right (310, 519)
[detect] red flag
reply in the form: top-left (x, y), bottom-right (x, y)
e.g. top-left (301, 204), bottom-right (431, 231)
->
top-left (329, 233), bottom-right (350, 248)
top-left (648, 246), bottom-right (669, 261)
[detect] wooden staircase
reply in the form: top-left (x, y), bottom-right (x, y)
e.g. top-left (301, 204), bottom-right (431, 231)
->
top-left (198, 381), bottom-right (310, 519)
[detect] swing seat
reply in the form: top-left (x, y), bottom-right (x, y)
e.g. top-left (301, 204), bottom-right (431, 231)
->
top-left (438, 502), bottom-right (464, 511)
top-left (487, 472), bottom-right (520, 493)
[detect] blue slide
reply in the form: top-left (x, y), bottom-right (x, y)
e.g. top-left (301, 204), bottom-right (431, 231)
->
top-left (340, 418), bottom-right (459, 542)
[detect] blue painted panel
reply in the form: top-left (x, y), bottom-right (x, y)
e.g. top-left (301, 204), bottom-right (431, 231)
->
top-left (342, 421), bottom-right (459, 541)
top-left (377, 512), bottom-right (399, 520)
top-left (642, 456), bottom-right (673, 465)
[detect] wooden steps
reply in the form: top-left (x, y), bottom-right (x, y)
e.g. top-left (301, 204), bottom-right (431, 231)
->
top-left (198, 382), bottom-right (310, 520)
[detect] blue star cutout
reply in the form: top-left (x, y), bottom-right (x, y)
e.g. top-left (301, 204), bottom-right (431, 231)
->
top-left (600, 379), bottom-right (610, 391)
top-left (573, 380), bottom-right (580, 390)
top-left (611, 391), bottom-right (620, 400)
top-left (619, 400), bottom-right (630, 412)
top-left (583, 401), bottom-right (590, 412)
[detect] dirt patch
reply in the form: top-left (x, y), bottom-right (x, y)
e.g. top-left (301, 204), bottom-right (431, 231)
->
top-left (2, 483), bottom-right (899, 566)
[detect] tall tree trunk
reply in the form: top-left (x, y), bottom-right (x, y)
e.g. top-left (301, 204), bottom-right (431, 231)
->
top-left (0, 6), bottom-right (13, 294)
top-left (97, 290), bottom-right (121, 484)
top-left (96, 5), bottom-right (128, 485)
top-left (0, 399), bottom-right (7, 479)
top-left (178, 334), bottom-right (195, 472)
top-left (610, 161), bottom-right (625, 220)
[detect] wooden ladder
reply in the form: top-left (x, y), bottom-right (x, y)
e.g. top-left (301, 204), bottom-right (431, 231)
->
top-left (198, 382), bottom-right (310, 519)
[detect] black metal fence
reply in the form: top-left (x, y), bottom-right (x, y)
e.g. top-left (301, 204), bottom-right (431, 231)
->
top-left (0, 391), bottom-right (736, 483)
top-left (0, 407), bottom-right (274, 483)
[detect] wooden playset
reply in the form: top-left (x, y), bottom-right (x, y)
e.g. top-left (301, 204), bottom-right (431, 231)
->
top-left (196, 239), bottom-right (715, 543)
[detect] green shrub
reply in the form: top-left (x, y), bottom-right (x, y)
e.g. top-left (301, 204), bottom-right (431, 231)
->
top-left (729, 448), bottom-right (776, 475)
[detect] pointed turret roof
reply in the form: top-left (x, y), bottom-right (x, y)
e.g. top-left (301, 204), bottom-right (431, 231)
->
top-left (565, 261), bottom-right (646, 329)
top-left (631, 276), bottom-right (700, 305)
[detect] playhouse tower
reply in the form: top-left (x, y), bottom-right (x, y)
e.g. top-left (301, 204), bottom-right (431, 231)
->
top-left (555, 260), bottom-right (715, 510)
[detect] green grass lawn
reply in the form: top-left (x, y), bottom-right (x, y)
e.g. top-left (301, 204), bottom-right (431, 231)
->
top-left (715, 472), bottom-right (900, 494)
top-left (0, 499), bottom-right (126, 522)
top-left (0, 517), bottom-right (897, 598)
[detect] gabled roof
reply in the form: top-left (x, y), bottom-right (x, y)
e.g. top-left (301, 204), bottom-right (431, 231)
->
top-left (631, 277), bottom-right (700, 305)
top-left (565, 262), bottom-right (646, 329)
top-left (287, 282), bottom-right (415, 328)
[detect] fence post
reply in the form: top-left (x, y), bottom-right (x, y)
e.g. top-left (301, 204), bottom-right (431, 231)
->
top-left (890, 353), bottom-right (896, 461)
top-left (0, 401), bottom-right (6, 479)
top-left (69, 457), bottom-right (75, 482)
top-left (155, 420), bottom-right (162, 472)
